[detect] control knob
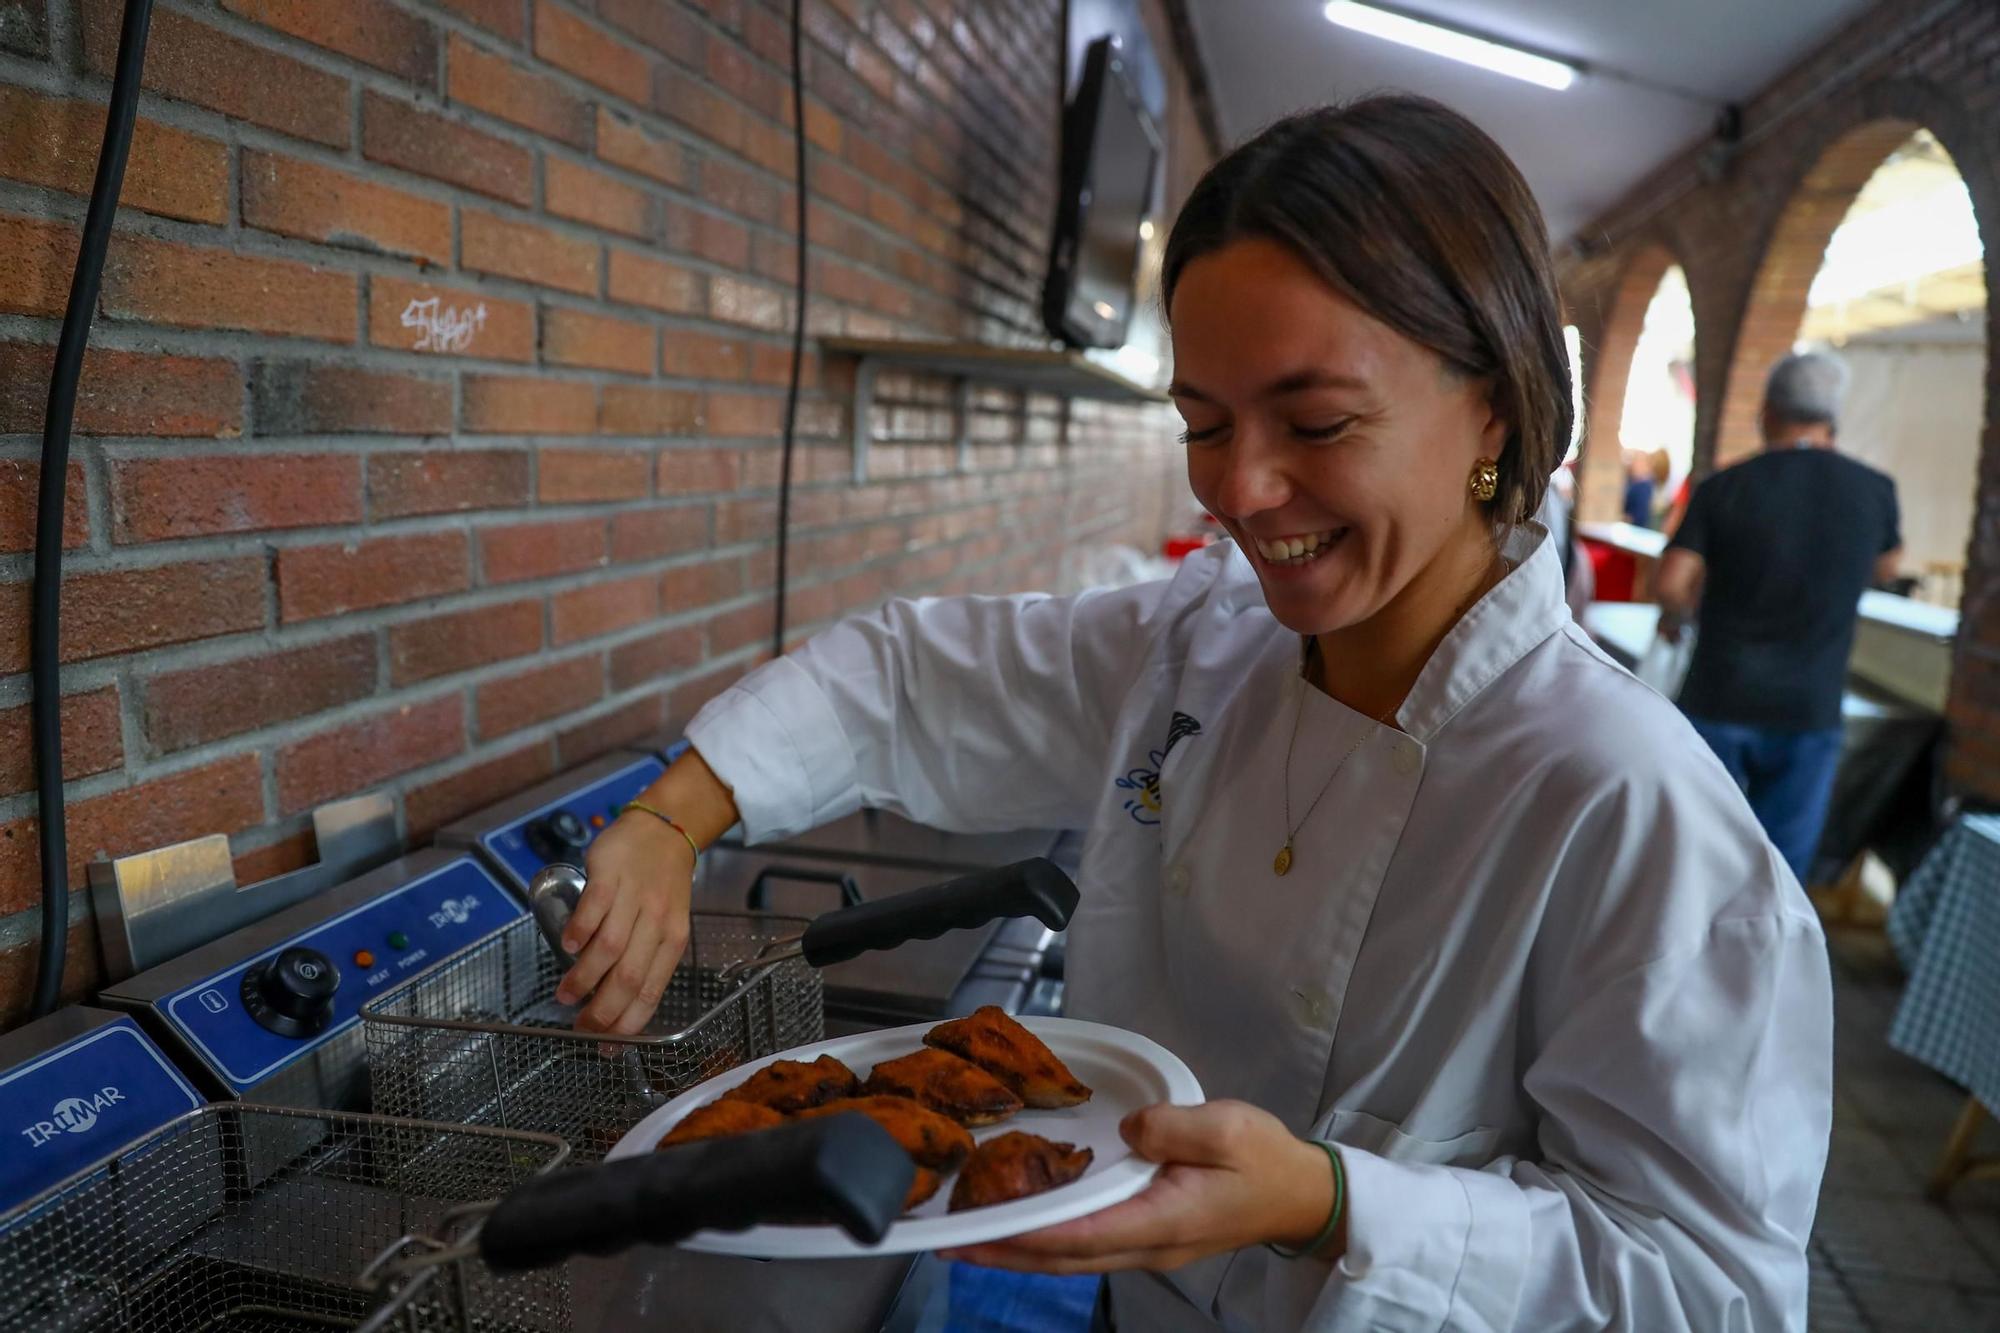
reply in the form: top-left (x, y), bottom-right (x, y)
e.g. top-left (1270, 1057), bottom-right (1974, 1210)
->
top-left (526, 809), bottom-right (591, 864)
top-left (240, 947), bottom-right (340, 1038)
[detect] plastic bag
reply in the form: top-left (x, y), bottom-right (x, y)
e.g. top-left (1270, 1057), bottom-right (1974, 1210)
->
top-left (1058, 544), bottom-right (1175, 594)
top-left (1634, 629), bottom-right (1695, 700)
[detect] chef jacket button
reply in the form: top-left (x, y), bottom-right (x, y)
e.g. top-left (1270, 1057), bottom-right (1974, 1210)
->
top-left (1168, 863), bottom-right (1191, 896)
top-left (1393, 741), bottom-right (1421, 775)
top-left (1295, 986), bottom-right (1333, 1027)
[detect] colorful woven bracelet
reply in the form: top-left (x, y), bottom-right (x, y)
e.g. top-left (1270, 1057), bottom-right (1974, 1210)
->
top-left (1266, 1140), bottom-right (1345, 1260)
top-left (621, 801), bottom-right (701, 864)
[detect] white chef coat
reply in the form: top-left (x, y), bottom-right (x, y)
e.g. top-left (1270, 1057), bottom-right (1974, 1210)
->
top-left (685, 525), bottom-right (1832, 1332)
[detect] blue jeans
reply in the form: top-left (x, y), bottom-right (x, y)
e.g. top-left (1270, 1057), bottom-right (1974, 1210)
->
top-left (1686, 717), bottom-right (1844, 883)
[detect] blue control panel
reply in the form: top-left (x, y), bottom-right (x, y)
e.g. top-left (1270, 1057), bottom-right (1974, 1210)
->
top-left (0, 1018), bottom-right (203, 1213)
top-left (479, 754), bottom-right (666, 891)
top-left (160, 857), bottom-right (524, 1094)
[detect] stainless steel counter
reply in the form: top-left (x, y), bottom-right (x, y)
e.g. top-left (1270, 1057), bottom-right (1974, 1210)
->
top-left (1852, 590), bottom-right (1958, 713)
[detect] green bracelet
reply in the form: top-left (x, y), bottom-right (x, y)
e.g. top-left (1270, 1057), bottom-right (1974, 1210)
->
top-left (1266, 1139), bottom-right (1344, 1260)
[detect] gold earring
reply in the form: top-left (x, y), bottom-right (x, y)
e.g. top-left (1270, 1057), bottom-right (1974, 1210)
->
top-left (1469, 458), bottom-right (1499, 503)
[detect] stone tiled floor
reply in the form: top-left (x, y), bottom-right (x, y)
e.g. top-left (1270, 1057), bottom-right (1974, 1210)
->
top-left (1812, 927), bottom-right (2000, 1331)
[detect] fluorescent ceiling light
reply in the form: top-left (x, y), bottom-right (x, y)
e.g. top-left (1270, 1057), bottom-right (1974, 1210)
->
top-left (1324, 2), bottom-right (1578, 91)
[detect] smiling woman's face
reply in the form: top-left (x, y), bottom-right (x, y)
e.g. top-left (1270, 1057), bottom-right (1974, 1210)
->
top-left (1170, 236), bottom-right (1508, 638)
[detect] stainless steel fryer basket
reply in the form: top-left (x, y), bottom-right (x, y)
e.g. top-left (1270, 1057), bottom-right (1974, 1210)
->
top-left (0, 1102), bottom-right (570, 1333)
top-left (362, 911), bottom-right (822, 1161)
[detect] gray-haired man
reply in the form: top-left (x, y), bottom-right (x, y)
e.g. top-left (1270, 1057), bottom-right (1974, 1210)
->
top-left (1655, 351), bottom-right (1902, 882)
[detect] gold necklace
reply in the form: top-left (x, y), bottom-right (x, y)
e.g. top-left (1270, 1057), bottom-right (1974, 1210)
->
top-left (1274, 552), bottom-right (1506, 876)
top-left (1274, 644), bottom-right (1395, 876)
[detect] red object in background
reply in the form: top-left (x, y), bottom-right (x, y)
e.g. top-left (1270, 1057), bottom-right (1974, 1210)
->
top-left (1163, 512), bottom-right (1223, 562)
top-left (1582, 537), bottom-right (1637, 602)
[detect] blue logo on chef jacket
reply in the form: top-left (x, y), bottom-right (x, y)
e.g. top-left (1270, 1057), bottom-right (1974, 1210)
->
top-left (1116, 713), bottom-right (1202, 826)
top-left (1117, 751), bottom-right (1166, 825)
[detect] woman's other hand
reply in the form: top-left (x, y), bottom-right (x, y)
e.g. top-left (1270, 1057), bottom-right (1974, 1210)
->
top-left (942, 1100), bottom-right (1340, 1274)
top-left (555, 747), bottom-right (739, 1036)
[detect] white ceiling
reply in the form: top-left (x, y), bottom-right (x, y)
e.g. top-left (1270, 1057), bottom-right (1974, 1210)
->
top-left (1186, 0), bottom-right (1878, 245)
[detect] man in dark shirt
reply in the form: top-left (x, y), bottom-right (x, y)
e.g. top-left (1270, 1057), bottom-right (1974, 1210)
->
top-left (1656, 352), bottom-right (1901, 882)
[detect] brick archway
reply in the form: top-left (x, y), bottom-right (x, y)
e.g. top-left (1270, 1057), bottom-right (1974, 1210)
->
top-left (1716, 77), bottom-right (1999, 473)
top-left (1711, 76), bottom-right (2000, 796)
top-left (1576, 244), bottom-right (1681, 523)
top-left (1712, 119), bottom-right (1923, 467)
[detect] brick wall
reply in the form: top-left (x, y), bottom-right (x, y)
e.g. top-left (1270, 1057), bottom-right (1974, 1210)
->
top-left (1559, 0), bottom-right (2000, 798)
top-left (0, 0), bottom-right (1207, 1027)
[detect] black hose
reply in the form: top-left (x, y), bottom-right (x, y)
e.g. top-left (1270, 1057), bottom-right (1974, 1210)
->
top-left (771, 0), bottom-right (809, 660)
top-left (29, 0), bottom-right (154, 1018)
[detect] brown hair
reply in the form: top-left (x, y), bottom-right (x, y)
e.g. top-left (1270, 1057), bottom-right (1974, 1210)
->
top-left (1162, 96), bottom-right (1571, 526)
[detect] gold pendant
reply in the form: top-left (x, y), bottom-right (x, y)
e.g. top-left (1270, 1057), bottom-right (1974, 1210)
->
top-left (1273, 843), bottom-right (1293, 876)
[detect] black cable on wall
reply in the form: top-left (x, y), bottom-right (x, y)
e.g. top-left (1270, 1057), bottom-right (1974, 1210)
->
top-left (771, 0), bottom-right (810, 660)
top-left (29, 0), bottom-right (154, 1017)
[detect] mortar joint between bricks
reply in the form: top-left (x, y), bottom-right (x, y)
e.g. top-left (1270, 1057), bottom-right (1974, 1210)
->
top-left (0, 52), bottom-right (67, 98)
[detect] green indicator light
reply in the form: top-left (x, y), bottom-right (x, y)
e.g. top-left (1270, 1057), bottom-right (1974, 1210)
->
top-left (388, 931), bottom-right (410, 949)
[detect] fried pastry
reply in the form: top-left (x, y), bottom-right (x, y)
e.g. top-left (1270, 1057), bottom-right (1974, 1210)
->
top-left (904, 1166), bottom-right (941, 1212)
top-left (657, 1098), bottom-right (784, 1149)
top-left (792, 1095), bottom-right (976, 1170)
top-left (862, 1048), bottom-right (1023, 1127)
top-left (924, 1006), bottom-right (1093, 1109)
top-left (718, 1054), bottom-right (859, 1113)
top-left (948, 1131), bottom-right (1094, 1212)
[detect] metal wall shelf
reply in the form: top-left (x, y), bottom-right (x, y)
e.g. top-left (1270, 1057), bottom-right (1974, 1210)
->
top-left (820, 337), bottom-right (1168, 483)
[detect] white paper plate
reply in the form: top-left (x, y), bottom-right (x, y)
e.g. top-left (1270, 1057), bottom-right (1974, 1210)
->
top-left (604, 1015), bottom-right (1204, 1258)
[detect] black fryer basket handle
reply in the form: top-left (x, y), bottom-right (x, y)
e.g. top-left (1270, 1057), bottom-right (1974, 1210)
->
top-left (477, 1112), bottom-right (913, 1271)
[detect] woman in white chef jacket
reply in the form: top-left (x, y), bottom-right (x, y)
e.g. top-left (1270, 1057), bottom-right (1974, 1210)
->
top-left (561, 96), bottom-right (1832, 1331)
